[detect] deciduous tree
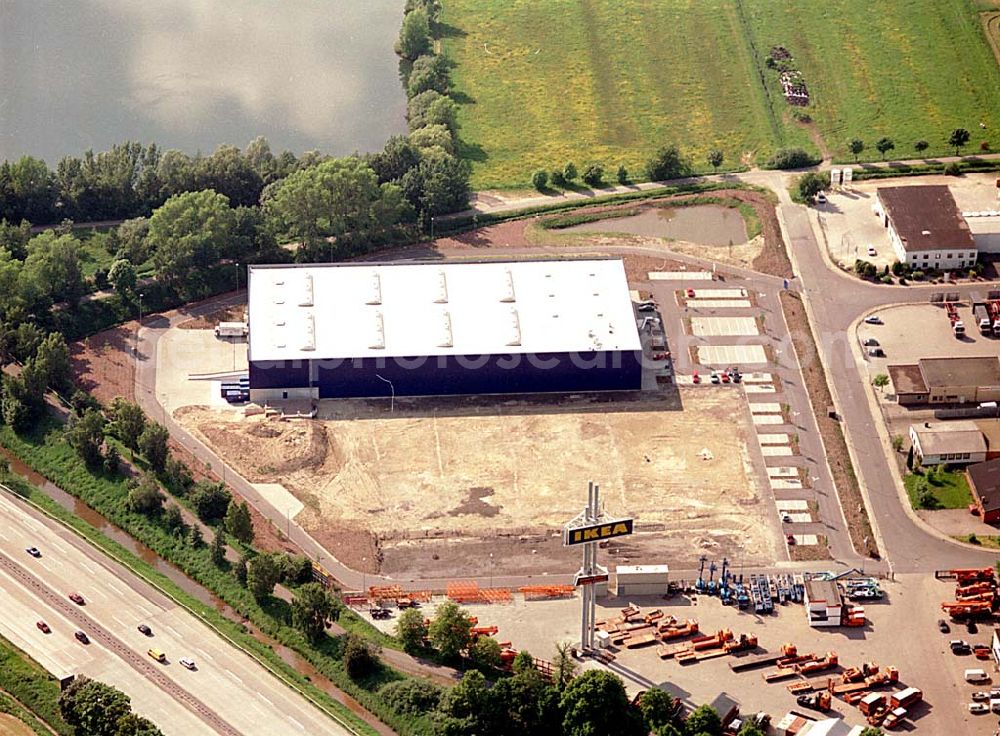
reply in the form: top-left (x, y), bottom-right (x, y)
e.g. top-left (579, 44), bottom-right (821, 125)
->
top-left (246, 553), bottom-right (280, 600)
top-left (470, 636), bottom-right (502, 668)
top-left (914, 140), bottom-right (929, 154)
top-left (109, 398), bottom-right (146, 451)
top-left (209, 530), bottom-right (227, 566)
top-left (428, 601), bottom-right (473, 659)
top-left (126, 474), bottom-right (165, 515)
top-left (138, 423), bottom-right (170, 471)
top-left (707, 149), bottom-right (724, 171)
top-left (396, 608), bottom-right (428, 653)
top-left (560, 669), bottom-right (643, 736)
top-left (59, 677), bottom-right (133, 736)
top-left (684, 704), bottom-right (723, 736)
top-left (645, 145), bottom-right (689, 181)
top-left (948, 128), bottom-right (970, 156)
top-left (291, 582), bottom-right (338, 643)
top-left (396, 8), bottom-right (432, 60)
top-left (189, 481), bottom-right (231, 523)
top-left (848, 138), bottom-right (865, 161)
top-left (67, 408), bottom-right (106, 467)
top-left (343, 633), bottom-right (378, 679)
top-left (875, 137), bottom-right (895, 160)
top-left (224, 499), bottom-right (254, 543)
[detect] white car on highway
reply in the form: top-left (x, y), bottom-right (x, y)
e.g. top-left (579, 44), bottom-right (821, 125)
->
top-left (179, 658), bottom-right (196, 670)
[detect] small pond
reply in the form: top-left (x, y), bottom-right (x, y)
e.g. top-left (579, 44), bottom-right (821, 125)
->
top-left (562, 205), bottom-right (749, 246)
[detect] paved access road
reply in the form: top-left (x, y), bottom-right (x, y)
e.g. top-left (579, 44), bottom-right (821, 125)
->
top-left (0, 488), bottom-right (353, 736)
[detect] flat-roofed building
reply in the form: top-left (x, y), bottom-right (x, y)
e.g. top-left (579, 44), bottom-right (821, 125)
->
top-left (876, 185), bottom-right (977, 271)
top-left (909, 420), bottom-right (987, 465)
top-left (246, 259), bottom-right (643, 402)
top-left (804, 579), bottom-right (842, 628)
top-left (888, 356), bottom-right (1000, 406)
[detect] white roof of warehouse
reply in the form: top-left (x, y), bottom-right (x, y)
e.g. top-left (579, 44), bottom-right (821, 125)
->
top-left (247, 260), bottom-right (641, 362)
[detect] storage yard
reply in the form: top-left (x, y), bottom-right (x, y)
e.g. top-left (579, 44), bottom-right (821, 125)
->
top-left (175, 386), bottom-right (778, 577)
top-left (351, 569), bottom-right (995, 734)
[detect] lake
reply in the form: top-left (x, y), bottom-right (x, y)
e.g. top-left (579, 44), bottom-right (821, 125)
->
top-left (562, 205), bottom-right (749, 246)
top-left (0, 0), bottom-right (407, 164)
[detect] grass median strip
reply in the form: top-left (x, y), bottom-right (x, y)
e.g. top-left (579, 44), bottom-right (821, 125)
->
top-left (780, 291), bottom-right (878, 558)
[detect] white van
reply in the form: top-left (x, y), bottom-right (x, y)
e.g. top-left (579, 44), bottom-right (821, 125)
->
top-left (965, 668), bottom-right (989, 683)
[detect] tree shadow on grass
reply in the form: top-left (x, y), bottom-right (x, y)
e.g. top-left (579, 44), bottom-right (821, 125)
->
top-left (436, 22), bottom-right (467, 40)
top-left (456, 139), bottom-right (488, 163)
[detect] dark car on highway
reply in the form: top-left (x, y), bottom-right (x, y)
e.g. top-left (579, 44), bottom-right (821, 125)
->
top-left (36, 621), bottom-right (51, 634)
top-left (138, 624), bottom-right (153, 636)
top-left (25, 547), bottom-right (41, 558)
top-left (74, 631), bottom-right (89, 644)
top-left (68, 593), bottom-right (85, 605)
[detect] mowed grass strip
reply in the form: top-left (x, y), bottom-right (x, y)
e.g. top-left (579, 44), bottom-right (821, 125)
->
top-left (443, 0), bottom-right (791, 189)
top-left (742, 0), bottom-right (1000, 161)
top-left (444, 0), bottom-right (1000, 187)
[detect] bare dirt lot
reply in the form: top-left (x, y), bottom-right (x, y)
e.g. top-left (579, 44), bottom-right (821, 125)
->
top-left (176, 388), bottom-right (776, 578)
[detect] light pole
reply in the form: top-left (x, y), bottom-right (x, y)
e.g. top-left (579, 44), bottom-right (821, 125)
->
top-left (286, 507), bottom-right (291, 537)
top-left (135, 292), bottom-right (144, 361)
top-left (375, 374), bottom-right (394, 413)
top-left (362, 556), bottom-right (367, 597)
top-left (489, 552), bottom-right (494, 589)
top-left (235, 262), bottom-right (240, 293)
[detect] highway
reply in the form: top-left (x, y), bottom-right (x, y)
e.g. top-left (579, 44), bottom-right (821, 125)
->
top-left (0, 488), bottom-right (353, 736)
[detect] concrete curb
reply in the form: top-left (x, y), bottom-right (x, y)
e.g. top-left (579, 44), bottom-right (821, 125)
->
top-left (846, 307), bottom-right (1000, 556)
top-left (0, 483), bottom-right (366, 736)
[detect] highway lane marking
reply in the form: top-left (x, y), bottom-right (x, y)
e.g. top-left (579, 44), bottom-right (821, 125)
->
top-left (163, 624), bottom-right (181, 638)
top-left (195, 647), bottom-right (214, 661)
top-left (287, 717), bottom-right (304, 730)
top-left (225, 670), bottom-right (243, 685)
top-left (106, 582), bottom-right (126, 596)
top-left (257, 693), bottom-right (273, 706)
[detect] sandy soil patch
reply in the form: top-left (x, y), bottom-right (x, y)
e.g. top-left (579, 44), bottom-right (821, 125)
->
top-left (0, 712), bottom-right (36, 736)
top-left (69, 322), bottom-right (137, 403)
top-left (177, 303), bottom-right (246, 330)
top-left (177, 389), bottom-right (775, 576)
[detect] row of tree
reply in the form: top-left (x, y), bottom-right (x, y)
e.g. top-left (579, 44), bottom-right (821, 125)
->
top-left (848, 129), bottom-right (977, 162)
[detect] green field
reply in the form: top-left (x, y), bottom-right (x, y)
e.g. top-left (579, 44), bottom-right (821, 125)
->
top-left (442, 0), bottom-right (1000, 188)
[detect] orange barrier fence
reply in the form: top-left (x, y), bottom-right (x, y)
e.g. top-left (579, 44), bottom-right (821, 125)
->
top-left (519, 585), bottom-right (576, 601)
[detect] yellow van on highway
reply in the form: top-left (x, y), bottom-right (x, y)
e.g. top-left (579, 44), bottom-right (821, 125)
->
top-left (147, 648), bottom-right (166, 663)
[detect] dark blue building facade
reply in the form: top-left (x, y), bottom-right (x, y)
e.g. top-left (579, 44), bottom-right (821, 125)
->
top-left (249, 349), bottom-right (642, 399)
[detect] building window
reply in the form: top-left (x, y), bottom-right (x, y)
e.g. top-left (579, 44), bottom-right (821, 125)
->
top-left (935, 253), bottom-right (941, 259)
top-left (946, 253), bottom-right (952, 259)
top-left (923, 254), bottom-right (929, 260)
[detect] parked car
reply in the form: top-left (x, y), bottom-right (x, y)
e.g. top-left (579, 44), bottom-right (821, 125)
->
top-left (969, 702), bottom-right (989, 714)
top-left (36, 621), bottom-right (51, 634)
top-left (710, 370), bottom-right (721, 384)
top-left (862, 338), bottom-right (879, 347)
top-left (25, 547), bottom-right (41, 558)
top-left (636, 302), bottom-right (657, 312)
top-left (692, 371), bottom-right (701, 385)
top-left (867, 245), bottom-right (877, 257)
top-left (967, 621), bottom-right (978, 634)
top-left (686, 288), bottom-right (695, 298)
top-left (138, 624), bottom-right (153, 636)
top-left (864, 315), bottom-right (882, 325)
top-left (951, 639), bottom-right (972, 654)
top-left (937, 619), bottom-right (950, 633)
top-left (74, 631), bottom-right (89, 644)
top-left (179, 658), bottom-right (196, 670)
top-left (786, 534), bottom-right (796, 545)
top-left (815, 193), bottom-right (827, 204)
top-left (971, 691), bottom-right (990, 701)
top-left (867, 347), bottom-right (885, 358)
top-left (651, 352), bottom-right (669, 361)
top-left (781, 513), bottom-right (792, 523)
top-left (720, 371), bottom-right (730, 383)
top-left (68, 593), bottom-right (85, 605)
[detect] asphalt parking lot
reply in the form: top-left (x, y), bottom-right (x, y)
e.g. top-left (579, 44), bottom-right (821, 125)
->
top-left (856, 303), bottom-right (1000, 383)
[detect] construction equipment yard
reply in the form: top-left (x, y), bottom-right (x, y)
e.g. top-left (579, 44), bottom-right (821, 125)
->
top-left (174, 385), bottom-right (778, 578)
top-left (355, 571), bottom-right (994, 734)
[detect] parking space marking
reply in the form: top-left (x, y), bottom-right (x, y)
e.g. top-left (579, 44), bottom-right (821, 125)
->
top-left (761, 446), bottom-right (793, 457)
top-left (691, 288), bottom-right (748, 298)
top-left (649, 271), bottom-right (713, 280)
top-left (749, 402), bottom-right (782, 414)
top-left (686, 299), bottom-right (752, 309)
top-left (770, 478), bottom-right (804, 490)
top-left (775, 500), bottom-right (809, 511)
top-left (744, 384), bottom-right (776, 393)
top-left (752, 415), bottom-right (784, 425)
top-left (767, 467), bottom-right (800, 478)
top-left (757, 433), bottom-right (790, 445)
top-left (792, 534), bottom-right (819, 545)
top-left (697, 344), bottom-right (768, 365)
top-left (691, 316), bottom-right (759, 337)
top-left (742, 372), bottom-right (773, 383)
top-left (786, 513), bottom-right (813, 523)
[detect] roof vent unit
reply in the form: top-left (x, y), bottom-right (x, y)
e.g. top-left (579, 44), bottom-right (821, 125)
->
top-left (500, 268), bottom-right (516, 302)
top-left (370, 311), bottom-right (385, 349)
top-left (438, 310), bottom-right (453, 347)
top-left (301, 313), bottom-right (316, 351)
top-left (506, 308), bottom-right (522, 346)
top-left (275, 319), bottom-right (286, 327)
top-left (435, 271), bottom-right (449, 304)
top-left (921, 230), bottom-right (931, 236)
top-left (367, 273), bottom-right (382, 305)
top-left (299, 274), bottom-right (314, 306)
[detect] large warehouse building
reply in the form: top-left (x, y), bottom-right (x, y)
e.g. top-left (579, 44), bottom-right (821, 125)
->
top-left (246, 259), bottom-right (643, 402)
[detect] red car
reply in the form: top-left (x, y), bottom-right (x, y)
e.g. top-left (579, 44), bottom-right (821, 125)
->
top-left (686, 288), bottom-right (695, 298)
top-left (651, 352), bottom-right (669, 361)
top-left (36, 621), bottom-right (51, 634)
top-left (786, 534), bottom-right (796, 545)
top-left (692, 371), bottom-right (701, 384)
top-left (74, 631), bottom-right (89, 644)
top-left (720, 372), bottom-right (730, 383)
top-left (68, 593), bottom-right (85, 605)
